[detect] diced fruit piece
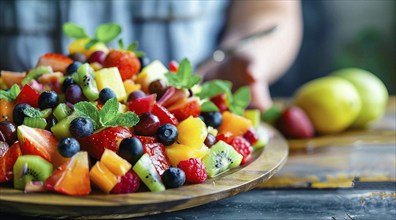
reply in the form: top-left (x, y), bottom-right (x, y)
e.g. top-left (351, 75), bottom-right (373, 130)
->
top-left (89, 161), bottom-right (118, 193)
top-left (79, 126), bottom-right (132, 159)
top-left (111, 170), bottom-right (140, 194)
top-left (168, 96), bottom-right (201, 121)
top-left (95, 67), bottom-right (127, 102)
top-left (66, 62), bottom-right (83, 75)
top-left (161, 88), bottom-right (188, 108)
top-left (118, 137), bottom-right (144, 165)
top-left (65, 84), bottom-right (85, 104)
top-left (127, 90), bottom-right (146, 102)
top-left (101, 148), bottom-right (132, 176)
top-left (143, 142), bottom-right (170, 176)
top-left (0, 141), bottom-right (22, 182)
top-left (162, 167), bottom-right (185, 188)
top-left (12, 103), bottom-right (31, 126)
top-left (88, 51), bottom-right (106, 65)
top-left (217, 134), bottom-right (253, 164)
top-left (0, 99), bottom-right (15, 122)
top-left (178, 158), bottom-right (208, 184)
top-left (17, 125), bottom-right (58, 163)
top-left (176, 116), bottom-right (207, 148)
top-left (15, 84), bottom-right (40, 108)
top-left (53, 103), bottom-right (72, 121)
top-left (244, 109), bottom-right (261, 129)
top-left (51, 112), bottom-right (79, 140)
top-left (243, 127), bottom-right (259, 146)
top-left (218, 111), bottom-right (252, 136)
top-left (0, 70), bottom-right (26, 88)
top-left (148, 79), bottom-right (167, 100)
top-left (45, 151), bottom-right (90, 196)
top-left (36, 53), bottom-right (73, 73)
top-left (127, 94), bottom-right (156, 115)
top-left (202, 141), bottom-right (243, 177)
top-left (0, 121), bottom-right (17, 146)
top-left (133, 153), bottom-right (165, 192)
top-left (134, 135), bottom-right (157, 145)
top-left (38, 91), bottom-right (59, 109)
top-left (200, 111), bottom-right (222, 129)
top-left (23, 117), bottom-right (47, 129)
top-left (275, 106), bottom-right (314, 139)
top-left (168, 60), bottom-right (179, 72)
top-left (157, 86), bottom-right (175, 106)
top-left (151, 103), bottom-right (178, 126)
top-left (204, 133), bottom-right (216, 147)
top-left (37, 72), bottom-right (63, 94)
top-left (68, 38), bottom-right (109, 58)
top-left (165, 143), bottom-right (209, 167)
top-left (13, 155), bottom-right (53, 190)
top-left (156, 124), bottom-right (178, 146)
top-left (123, 79), bottom-right (141, 96)
top-left (252, 126), bottom-right (270, 150)
top-left (57, 137), bottom-right (80, 158)
top-left (22, 66), bottom-right (52, 86)
top-left (210, 93), bottom-right (228, 113)
top-left (134, 112), bottom-right (160, 136)
top-left (76, 63), bottom-right (99, 101)
top-left (104, 49), bottom-right (141, 81)
top-left (135, 60), bottom-right (168, 93)
top-left (69, 117), bottom-right (94, 138)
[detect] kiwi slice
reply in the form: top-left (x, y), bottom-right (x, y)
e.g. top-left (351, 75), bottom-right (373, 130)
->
top-left (51, 112), bottom-right (79, 140)
top-left (203, 141), bottom-right (243, 178)
top-left (13, 155), bottom-right (53, 190)
top-left (133, 154), bottom-right (165, 192)
top-left (53, 103), bottom-right (72, 121)
top-left (23, 117), bottom-right (47, 129)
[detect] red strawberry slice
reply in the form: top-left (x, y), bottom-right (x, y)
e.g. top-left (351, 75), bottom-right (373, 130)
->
top-left (168, 96), bottom-right (201, 121)
top-left (15, 84), bottom-right (40, 108)
top-left (143, 143), bottom-right (170, 176)
top-left (127, 94), bottom-right (156, 115)
top-left (104, 50), bottom-right (141, 81)
top-left (36, 53), bottom-right (73, 73)
top-left (168, 60), bottom-right (179, 72)
top-left (210, 93), bottom-right (228, 112)
top-left (79, 126), bottom-right (132, 159)
top-left (0, 141), bottom-right (22, 182)
top-left (134, 135), bottom-right (157, 145)
top-left (152, 103), bottom-right (178, 126)
top-left (243, 127), bottom-right (259, 146)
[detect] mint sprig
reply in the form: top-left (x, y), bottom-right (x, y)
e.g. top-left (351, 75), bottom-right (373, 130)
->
top-left (165, 58), bottom-right (202, 89)
top-left (63, 23), bottom-right (89, 39)
top-left (118, 40), bottom-right (145, 57)
top-left (197, 80), bottom-right (251, 115)
top-left (23, 107), bottom-right (45, 118)
top-left (0, 84), bottom-right (21, 101)
top-left (74, 97), bottom-right (139, 130)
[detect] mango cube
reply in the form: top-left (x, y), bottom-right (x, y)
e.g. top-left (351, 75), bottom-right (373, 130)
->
top-left (95, 67), bottom-right (127, 102)
top-left (89, 161), bottom-right (118, 193)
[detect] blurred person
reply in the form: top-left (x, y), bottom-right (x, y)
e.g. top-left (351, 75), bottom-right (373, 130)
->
top-left (0, 0), bottom-right (302, 111)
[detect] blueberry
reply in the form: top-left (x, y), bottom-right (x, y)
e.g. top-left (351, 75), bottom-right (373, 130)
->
top-left (162, 167), bottom-right (186, 188)
top-left (58, 137), bottom-right (80, 158)
top-left (62, 76), bottom-right (76, 92)
top-left (66, 61), bottom-right (82, 75)
top-left (12, 103), bottom-right (31, 125)
top-left (138, 56), bottom-right (150, 71)
top-left (70, 117), bottom-right (94, 138)
top-left (118, 137), bottom-right (144, 165)
top-left (38, 91), bottom-right (59, 109)
top-left (201, 111), bottom-right (222, 128)
top-left (99, 88), bottom-right (117, 104)
top-left (156, 124), bottom-right (178, 146)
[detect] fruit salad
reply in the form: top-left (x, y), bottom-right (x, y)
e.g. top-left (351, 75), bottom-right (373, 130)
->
top-left (0, 23), bottom-right (269, 196)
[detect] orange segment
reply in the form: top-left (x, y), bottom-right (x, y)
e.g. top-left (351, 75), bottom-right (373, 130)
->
top-left (218, 111), bottom-right (252, 136)
top-left (90, 161), bottom-right (118, 193)
top-left (100, 149), bottom-right (131, 176)
top-left (165, 143), bottom-right (209, 167)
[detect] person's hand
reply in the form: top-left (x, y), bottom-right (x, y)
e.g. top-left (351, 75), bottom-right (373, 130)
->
top-left (196, 54), bottom-right (273, 112)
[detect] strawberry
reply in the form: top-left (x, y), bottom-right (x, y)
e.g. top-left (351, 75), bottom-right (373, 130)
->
top-left (178, 158), bottom-right (207, 184)
top-left (168, 60), bottom-right (179, 72)
top-left (217, 133), bottom-right (253, 164)
top-left (151, 103), bottom-right (178, 126)
top-left (36, 53), bottom-right (73, 73)
top-left (210, 93), bottom-right (228, 113)
top-left (167, 96), bottom-right (201, 121)
top-left (15, 84), bottom-right (40, 108)
top-left (79, 126), bottom-right (132, 159)
top-left (104, 50), bottom-right (141, 81)
top-left (111, 170), bottom-right (140, 194)
top-left (0, 141), bottom-right (22, 182)
top-left (243, 127), bottom-right (259, 146)
top-left (275, 106), bottom-right (314, 139)
top-left (134, 135), bottom-right (157, 145)
top-left (127, 94), bottom-right (156, 115)
top-left (143, 142), bottom-right (170, 176)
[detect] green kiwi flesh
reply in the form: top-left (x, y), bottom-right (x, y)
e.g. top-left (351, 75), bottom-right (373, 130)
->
top-left (13, 155), bottom-right (53, 190)
top-left (203, 140), bottom-right (243, 177)
top-left (133, 153), bottom-right (165, 192)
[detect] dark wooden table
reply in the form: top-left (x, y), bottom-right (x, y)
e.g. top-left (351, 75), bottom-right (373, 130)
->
top-left (1, 98), bottom-right (395, 219)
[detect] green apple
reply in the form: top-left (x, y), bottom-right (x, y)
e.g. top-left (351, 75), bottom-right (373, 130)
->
top-left (332, 68), bottom-right (388, 128)
top-left (293, 76), bottom-right (361, 134)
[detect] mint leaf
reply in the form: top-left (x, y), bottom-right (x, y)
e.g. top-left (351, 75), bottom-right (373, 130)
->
top-left (99, 97), bottom-right (119, 126)
top-left (200, 101), bottom-right (219, 112)
top-left (105, 112), bottom-right (139, 127)
top-left (127, 41), bottom-right (138, 52)
top-left (0, 84), bottom-right (20, 101)
top-left (63, 23), bottom-right (89, 39)
top-left (165, 58), bottom-right (202, 89)
top-left (23, 107), bottom-right (44, 118)
top-left (197, 80), bottom-right (232, 100)
top-left (118, 39), bottom-right (125, 50)
top-left (95, 23), bottom-right (122, 43)
top-left (74, 101), bottom-right (100, 129)
top-left (229, 86), bottom-right (251, 116)
top-left (229, 105), bottom-right (244, 116)
top-left (85, 39), bottom-right (99, 49)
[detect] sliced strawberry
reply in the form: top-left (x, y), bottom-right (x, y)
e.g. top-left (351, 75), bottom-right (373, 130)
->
top-left (0, 141), bottom-right (22, 182)
top-left (168, 96), bottom-right (201, 121)
top-left (111, 170), bottom-right (140, 194)
top-left (143, 143), bottom-right (170, 176)
top-left (127, 94), bottom-right (156, 115)
top-left (36, 53), bottom-right (73, 73)
top-left (104, 50), bottom-right (141, 81)
top-left (210, 93), bottom-right (228, 112)
top-left (162, 88), bottom-right (189, 108)
top-left (152, 103), bottom-right (178, 126)
top-left (168, 60), bottom-right (179, 72)
top-left (15, 84), bottom-right (40, 108)
top-left (45, 151), bottom-right (91, 196)
top-left (134, 135), bottom-right (157, 145)
top-left (79, 126), bottom-right (132, 159)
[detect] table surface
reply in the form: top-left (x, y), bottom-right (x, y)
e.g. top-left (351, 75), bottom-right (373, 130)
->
top-left (1, 97), bottom-right (395, 219)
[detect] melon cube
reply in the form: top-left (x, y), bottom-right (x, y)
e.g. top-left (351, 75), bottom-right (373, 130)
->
top-left (95, 67), bottom-right (127, 102)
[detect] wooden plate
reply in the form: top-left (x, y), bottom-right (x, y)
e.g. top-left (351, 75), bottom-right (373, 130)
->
top-left (0, 124), bottom-right (288, 219)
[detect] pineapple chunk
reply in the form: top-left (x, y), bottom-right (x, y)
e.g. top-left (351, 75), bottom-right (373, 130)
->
top-left (123, 79), bottom-right (141, 95)
top-left (135, 60), bottom-right (168, 93)
top-left (100, 149), bottom-right (132, 176)
top-left (95, 67), bottom-right (127, 102)
top-left (90, 161), bottom-right (118, 193)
